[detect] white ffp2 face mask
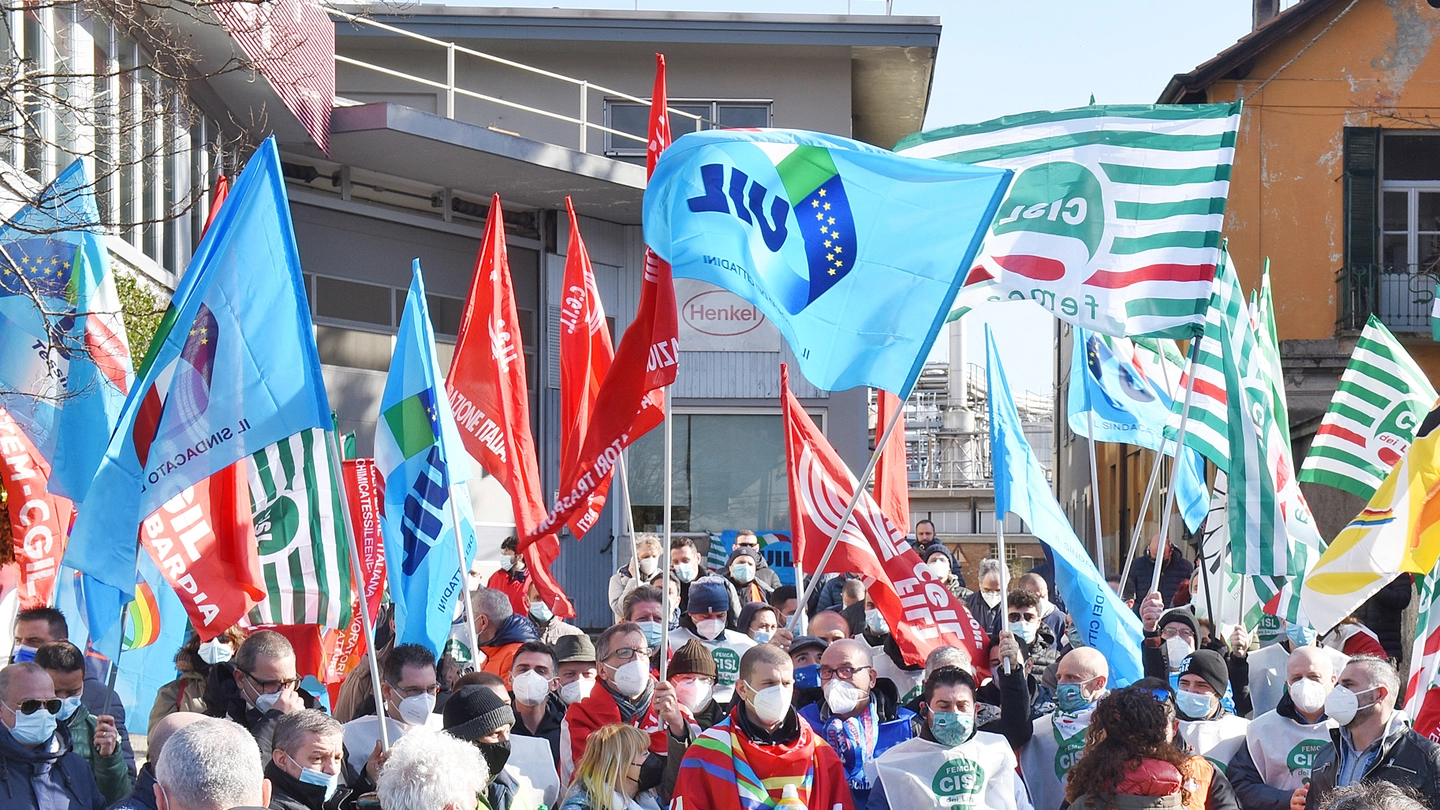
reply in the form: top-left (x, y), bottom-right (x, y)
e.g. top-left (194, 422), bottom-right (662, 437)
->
top-left (696, 618), bottom-right (726, 640)
top-left (1287, 677), bottom-right (1329, 715)
top-left (512, 670), bottom-right (552, 707)
top-left (395, 692), bottom-right (435, 726)
top-left (609, 659), bottom-right (650, 699)
top-left (744, 681), bottom-right (792, 726)
top-left (824, 679), bottom-right (867, 715)
top-left (559, 677), bottom-right (595, 705)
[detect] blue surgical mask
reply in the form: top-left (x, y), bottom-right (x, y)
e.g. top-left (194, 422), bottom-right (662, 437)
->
top-left (57, 696), bottom-right (82, 722)
top-left (1175, 689), bottom-right (1215, 721)
top-left (1285, 622), bottom-right (1317, 648)
top-left (1056, 683), bottom-right (1091, 713)
top-left (10, 645), bottom-right (35, 664)
top-left (752, 630), bottom-right (773, 644)
top-left (8, 705), bottom-right (57, 747)
top-left (794, 664), bottom-right (821, 690)
top-left (291, 754), bottom-right (340, 801)
top-left (929, 710), bottom-right (974, 747)
top-left (865, 609), bottom-right (889, 636)
top-left (1009, 620), bottom-right (1038, 645)
top-left (637, 620), bottom-right (664, 650)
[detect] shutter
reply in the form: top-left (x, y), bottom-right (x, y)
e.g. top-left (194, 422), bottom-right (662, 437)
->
top-left (1344, 127), bottom-right (1381, 269)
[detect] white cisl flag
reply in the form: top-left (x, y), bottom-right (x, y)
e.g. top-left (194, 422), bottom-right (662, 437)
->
top-left (782, 364), bottom-right (989, 673)
top-left (1408, 556), bottom-right (1440, 742)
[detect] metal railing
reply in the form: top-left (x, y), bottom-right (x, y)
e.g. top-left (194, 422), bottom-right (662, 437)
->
top-left (325, 6), bottom-right (712, 153)
top-left (1337, 262), bottom-right (1439, 333)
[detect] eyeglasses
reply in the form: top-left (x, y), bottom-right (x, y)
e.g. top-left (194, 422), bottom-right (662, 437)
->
top-left (7, 698), bottom-right (61, 716)
top-left (242, 670), bottom-right (299, 694)
top-left (605, 647), bottom-right (649, 662)
top-left (819, 665), bottom-right (872, 682)
top-left (388, 682), bottom-right (442, 698)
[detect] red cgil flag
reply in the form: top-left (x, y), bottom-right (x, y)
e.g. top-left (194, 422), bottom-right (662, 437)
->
top-left (533, 53), bottom-right (677, 538)
top-left (782, 364), bottom-right (988, 672)
top-left (0, 408), bottom-right (72, 608)
top-left (872, 391), bottom-right (910, 534)
top-left (446, 197), bottom-right (573, 617)
top-left (557, 198), bottom-right (615, 537)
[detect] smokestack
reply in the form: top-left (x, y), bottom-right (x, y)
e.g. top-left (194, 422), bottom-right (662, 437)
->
top-left (1254, 0), bottom-right (1280, 29)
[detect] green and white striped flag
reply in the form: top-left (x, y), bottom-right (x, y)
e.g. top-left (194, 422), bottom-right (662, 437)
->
top-left (247, 428), bottom-right (353, 629)
top-left (1299, 315), bottom-right (1437, 499)
top-left (895, 102), bottom-right (1241, 338)
top-left (1175, 254), bottom-right (1324, 578)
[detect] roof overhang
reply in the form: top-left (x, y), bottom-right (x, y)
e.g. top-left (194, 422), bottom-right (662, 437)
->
top-left (328, 102), bottom-right (647, 222)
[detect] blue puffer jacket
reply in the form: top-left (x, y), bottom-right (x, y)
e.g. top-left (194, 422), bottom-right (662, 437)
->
top-left (0, 721), bottom-right (105, 810)
top-left (798, 685), bottom-right (915, 810)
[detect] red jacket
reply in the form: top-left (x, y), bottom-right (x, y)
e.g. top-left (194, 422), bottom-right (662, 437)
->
top-left (488, 569), bottom-right (530, 614)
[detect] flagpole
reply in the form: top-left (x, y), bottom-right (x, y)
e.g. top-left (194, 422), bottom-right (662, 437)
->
top-left (659, 390), bottom-right (673, 681)
top-left (616, 452), bottom-right (641, 585)
top-left (1119, 446), bottom-right (1165, 597)
top-left (1150, 339), bottom-right (1202, 596)
top-left (446, 487), bottom-right (482, 672)
top-left (324, 430), bottom-right (390, 750)
top-left (790, 398), bottom-right (906, 632)
top-left (1086, 410), bottom-right (1106, 575)
top-left (99, 602), bottom-right (130, 719)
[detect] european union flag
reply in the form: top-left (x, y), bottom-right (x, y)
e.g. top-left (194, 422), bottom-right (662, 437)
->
top-left (63, 138), bottom-right (330, 599)
top-left (989, 326), bottom-right (1144, 687)
top-left (377, 262), bottom-right (478, 655)
top-left (646, 129), bottom-right (1011, 396)
top-left (0, 160), bottom-right (134, 503)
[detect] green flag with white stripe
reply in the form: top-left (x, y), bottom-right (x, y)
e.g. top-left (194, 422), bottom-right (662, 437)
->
top-left (1299, 315), bottom-right (1437, 499)
top-left (895, 102), bottom-right (1241, 339)
top-left (247, 428), bottom-right (353, 629)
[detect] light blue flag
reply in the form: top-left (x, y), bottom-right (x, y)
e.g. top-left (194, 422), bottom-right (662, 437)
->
top-left (63, 137), bottom-right (331, 600)
top-left (1066, 327), bottom-right (1209, 532)
top-left (988, 326), bottom-right (1144, 687)
top-left (53, 554), bottom-right (187, 736)
top-left (377, 261), bottom-right (478, 656)
top-left (0, 159), bottom-right (133, 502)
top-left (644, 128), bottom-right (1012, 396)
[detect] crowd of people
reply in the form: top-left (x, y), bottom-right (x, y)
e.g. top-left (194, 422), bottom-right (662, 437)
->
top-left (3, 528), bottom-right (1439, 810)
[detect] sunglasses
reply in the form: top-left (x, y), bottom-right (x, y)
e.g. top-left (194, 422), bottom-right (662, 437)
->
top-left (8, 698), bottom-right (61, 716)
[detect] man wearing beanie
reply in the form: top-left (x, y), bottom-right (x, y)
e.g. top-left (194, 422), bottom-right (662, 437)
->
top-left (442, 684), bottom-right (544, 810)
top-left (1141, 603), bottom-right (1252, 715)
top-left (667, 576), bottom-right (756, 706)
top-left (1173, 649), bottom-right (1250, 771)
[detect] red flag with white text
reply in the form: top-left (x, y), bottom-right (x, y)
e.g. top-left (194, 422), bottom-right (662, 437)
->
top-left (783, 365), bottom-right (988, 671)
top-left (0, 408), bottom-right (72, 608)
top-left (323, 457), bottom-right (387, 688)
top-left (533, 53), bottom-right (677, 538)
top-left (446, 197), bottom-right (573, 617)
top-left (872, 391), bottom-right (910, 534)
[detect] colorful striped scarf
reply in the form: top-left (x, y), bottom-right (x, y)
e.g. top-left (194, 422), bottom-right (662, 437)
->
top-left (670, 713), bottom-right (854, 810)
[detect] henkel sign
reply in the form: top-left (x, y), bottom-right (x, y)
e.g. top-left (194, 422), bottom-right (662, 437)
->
top-left (674, 278), bottom-right (781, 352)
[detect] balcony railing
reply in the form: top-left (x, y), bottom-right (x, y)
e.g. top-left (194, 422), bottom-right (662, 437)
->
top-left (1337, 262), bottom-right (1438, 334)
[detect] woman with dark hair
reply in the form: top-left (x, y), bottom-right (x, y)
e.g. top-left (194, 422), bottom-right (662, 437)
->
top-left (1065, 684), bottom-right (1239, 810)
top-left (148, 625), bottom-right (247, 728)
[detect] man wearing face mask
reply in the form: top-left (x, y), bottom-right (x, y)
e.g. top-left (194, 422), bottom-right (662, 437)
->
top-left (724, 548), bottom-right (774, 606)
top-left (671, 644), bottom-right (854, 810)
top-left (666, 577), bottom-right (756, 706)
top-left (1228, 646), bottom-right (1338, 810)
top-left (669, 538), bottom-right (703, 606)
top-left (34, 642), bottom-right (130, 803)
top-left (265, 710), bottom-right (348, 810)
top-left (341, 644), bottom-right (439, 791)
top-left (1306, 656), bottom-right (1440, 809)
top-left (1004, 589), bottom-right (1059, 671)
top-left (963, 559), bottom-right (1006, 641)
top-left (797, 639), bottom-right (915, 809)
top-left (444, 685), bottom-right (545, 810)
top-left (922, 545), bottom-right (969, 602)
top-left (525, 582), bottom-right (583, 648)
top-left (559, 623), bottom-right (669, 786)
top-left (1141, 601), bottom-right (1252, 715)
top-left (1020, 573), bottom-right (1067, 652)
top-left (609, 536), bottom-right (664, 624)
top-left (472, 587), bottom-right (540, 686)
top-left (1017, 648), bottom-right (1108, 810)
top-left (851, 598), bottom-right (924, 706)
top-left (1246, 620), bottom-right (1349, 718)
top-left (731, 532), bottom-right (782, 589)
top-left (622, 586), bottom-right (668, 667)
top-left (509, 641), bottom-right (565, 766)
top-left (871, 666), bottom-right (1020, 810)
top-left (554, 635), bottom-right (598, 708)
top-left (0, 661), bottom-right (107, 810)
top-left (204, 630), bottom-right (316, 764)
top-left (1172, 650), bottom-right (1250, 772)
top-left (489, 536), bottom-right (532, 615)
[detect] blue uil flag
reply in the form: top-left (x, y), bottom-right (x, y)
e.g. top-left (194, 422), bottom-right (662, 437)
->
top-left (645, 129), bottom-right (1011, 396)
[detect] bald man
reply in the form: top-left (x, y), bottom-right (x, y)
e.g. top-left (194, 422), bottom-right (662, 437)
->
top-left (807, 610), bottom-right (851, 644)
top-left (1018, 647), bottom-right (1109, 810)
top-left (1229, 646), bottom-right (1339, 810)
top-left (111, 712), bottom-right (206, 810)
top-left (797, 639), bottom-right (916, 810)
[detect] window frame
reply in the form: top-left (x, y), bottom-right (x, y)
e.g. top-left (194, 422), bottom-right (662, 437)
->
top-left (602, 99), bottom-right (772, 158)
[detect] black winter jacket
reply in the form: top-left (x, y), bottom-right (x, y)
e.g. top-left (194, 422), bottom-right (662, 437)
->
top-left (204, 662), bottom-right (321, 764)
top-left (1306, 717), bottom-right (1440, 810)
top-left (1124, 546), bottom-right (1194, 607)
top-left (263, 761), bottom-right (350, 810)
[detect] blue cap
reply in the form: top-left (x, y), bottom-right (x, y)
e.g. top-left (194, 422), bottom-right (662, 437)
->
top-left (688, 576), bottom-right (730, 615)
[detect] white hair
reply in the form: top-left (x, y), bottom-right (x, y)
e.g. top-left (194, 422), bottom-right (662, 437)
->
top-left (924, 645), bottom-right (973, 679)
top-left (155, 718), bottom-right (264, 810)
top-left (378, 729), bottom-right (489, 810)
top-left (470, 587), bottom-right (514, 623)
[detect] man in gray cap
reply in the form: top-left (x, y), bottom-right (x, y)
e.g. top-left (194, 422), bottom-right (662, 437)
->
top-left (554, 635), bottom-right (597, 707)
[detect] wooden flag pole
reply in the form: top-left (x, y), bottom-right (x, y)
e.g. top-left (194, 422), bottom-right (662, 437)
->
top-left (325, 429), bottom-right (390, 750)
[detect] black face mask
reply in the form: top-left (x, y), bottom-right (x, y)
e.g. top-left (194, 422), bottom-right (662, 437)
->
top-left (477, 739), bottom-right (512, 781)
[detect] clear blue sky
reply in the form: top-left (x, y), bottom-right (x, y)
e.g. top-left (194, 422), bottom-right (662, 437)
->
top-left (448, 0), bottom-right (1257, 395)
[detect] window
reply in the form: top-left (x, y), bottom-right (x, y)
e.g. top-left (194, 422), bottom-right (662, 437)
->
top-left (1378, 133), bottom-right (1440, 331)
top-left (627, 411), bottom-right (810, 534)
top-left (604, 100), bottom-right (771, 160)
